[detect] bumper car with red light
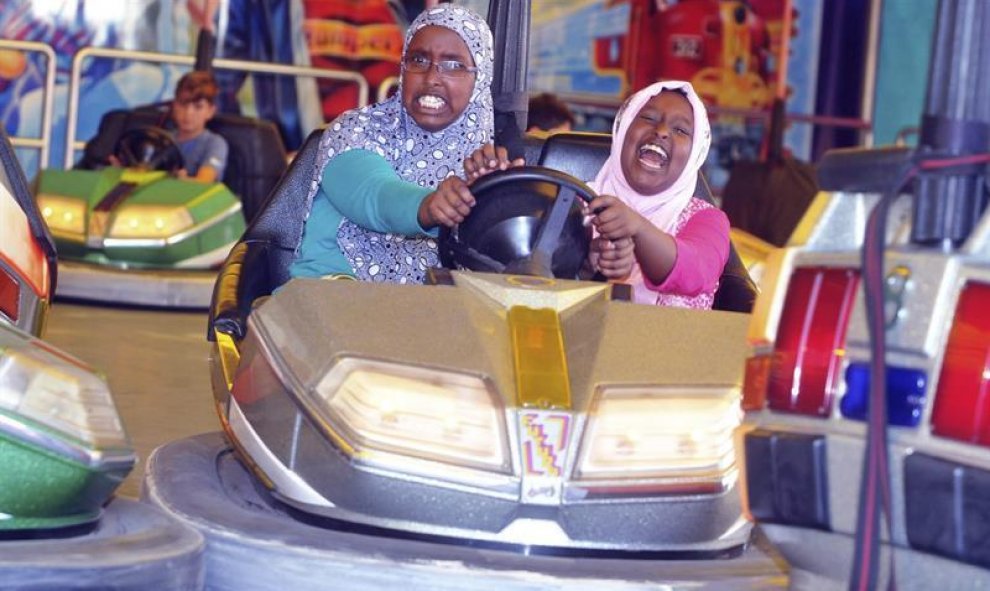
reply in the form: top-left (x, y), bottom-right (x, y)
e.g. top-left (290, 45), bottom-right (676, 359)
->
top-left (0, 128), bottom-right (204, 588)
top-left (738, 1), bottom-right (990, 586)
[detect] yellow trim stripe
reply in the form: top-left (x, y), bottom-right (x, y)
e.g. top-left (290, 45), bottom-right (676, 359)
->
top-left (508, 306), bottom-right (571, 410)
top-left (185, 184), bottom-right (226, 209)
top-left (214, 330), bottom-right (241, 392)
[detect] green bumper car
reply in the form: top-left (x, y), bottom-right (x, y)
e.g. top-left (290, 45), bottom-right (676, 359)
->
top-left (34, 108), bottom-right (287, 309)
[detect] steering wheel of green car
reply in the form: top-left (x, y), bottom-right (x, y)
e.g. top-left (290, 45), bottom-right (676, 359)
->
top-left (114, 127), bottom-right (185, 172)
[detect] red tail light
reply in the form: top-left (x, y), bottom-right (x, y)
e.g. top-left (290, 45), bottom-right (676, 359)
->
top-left (0, 266), bottom-right (19, 322)
top-left (931, 282), bottom-right (990, 444)
top-left (765, 267), bottom-right (860, 416)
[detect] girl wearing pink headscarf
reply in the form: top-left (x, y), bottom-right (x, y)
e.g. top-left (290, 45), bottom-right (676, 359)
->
top-left (463, 80), bottom-right (729, 309)
top-left (586, 80), bottom-right (729, 308)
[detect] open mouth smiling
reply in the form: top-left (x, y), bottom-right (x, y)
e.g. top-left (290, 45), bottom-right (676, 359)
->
top-left (637, 142), bottom-right (670, 171)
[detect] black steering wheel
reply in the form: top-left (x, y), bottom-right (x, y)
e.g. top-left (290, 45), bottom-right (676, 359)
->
top-left (113, 127), bottom-right (185, 172)
top-left (438, 166), bottom-right (597, 279)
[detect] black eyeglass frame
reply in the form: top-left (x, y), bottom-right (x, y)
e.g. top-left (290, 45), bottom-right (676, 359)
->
top-left (402, 55), bottom-right (479, 78)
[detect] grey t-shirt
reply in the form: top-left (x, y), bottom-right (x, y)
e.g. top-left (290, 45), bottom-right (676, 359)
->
top-left (175, 129), bottom-right (228, 179)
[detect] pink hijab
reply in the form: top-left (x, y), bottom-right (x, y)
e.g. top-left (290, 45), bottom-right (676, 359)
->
top-left (589, 80), bottom-right (712, 234)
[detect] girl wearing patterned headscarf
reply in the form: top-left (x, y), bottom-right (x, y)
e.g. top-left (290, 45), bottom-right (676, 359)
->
top-left (586, 80), bottom-right (729, 309)
top-left (290, 4), bottom-right (494, 283)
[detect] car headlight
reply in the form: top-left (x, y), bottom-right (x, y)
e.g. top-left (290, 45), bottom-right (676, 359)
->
top-left (0, 337), bottom-right (130, 450)
top-left (311, 358), bottom-right (510, 473)
top-left (108, 204), bottom-right (194, 239)
top-left (37, 194), bottom-right (85, 236)
top-left (574, 386), bottom-right (741, 492)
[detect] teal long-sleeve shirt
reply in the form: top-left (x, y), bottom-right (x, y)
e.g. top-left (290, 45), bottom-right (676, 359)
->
top-left (289, 149), bottom-right (434, 279)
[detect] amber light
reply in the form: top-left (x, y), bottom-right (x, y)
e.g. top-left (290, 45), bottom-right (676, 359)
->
top-left (765, 267), bottom-right (860, 417)
top-left (742, 349), bottom-right (772, 411)
top-left (931, 282), bottom-right (990, 444)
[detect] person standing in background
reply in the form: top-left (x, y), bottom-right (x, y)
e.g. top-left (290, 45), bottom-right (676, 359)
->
top-left (526, 92), bottom-right (575, 134)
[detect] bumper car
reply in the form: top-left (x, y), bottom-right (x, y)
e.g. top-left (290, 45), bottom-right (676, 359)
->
top-left (142, 127), bottom-right (782, 590)
top-left (739, 182), bottom-right (990, 588)
top-left (1, 126), bottom-right (134, 530)
top-left (0, 128), bottom-right (205, 588)
top-left (33, 103), bottom-right (287, 309)
top-left (738, 1), bottom-right (990, 586)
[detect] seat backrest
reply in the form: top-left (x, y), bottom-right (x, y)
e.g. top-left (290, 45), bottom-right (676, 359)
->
top-left (241, 128), bottom-right (323, 290)
top-left (77, 105), bottom-right (287, 222)
top-left (208, 114), bottom-right (288, 221)
top-left (535, 132), bottom-right (611, 184)
top-left (535, 132), bottom-right (758, 313)
top-left (208, 129), bottom-right (322, 340)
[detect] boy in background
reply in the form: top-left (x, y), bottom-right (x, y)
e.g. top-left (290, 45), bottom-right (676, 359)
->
top-left (171, 71), bottom-right (228, 182)
top-left (106, 71), bottom-right (228, 182)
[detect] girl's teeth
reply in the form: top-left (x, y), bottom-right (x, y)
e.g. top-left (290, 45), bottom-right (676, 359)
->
top-left (418, 96), bottom-right (446, 110)
top-left (641, 144), bottom-right (668, 161)
top-left (638, 144), bottom-right (669, 170)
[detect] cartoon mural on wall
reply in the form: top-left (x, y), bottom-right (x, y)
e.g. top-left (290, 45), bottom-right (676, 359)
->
top-left (213, 0), bottom-right (404, 150)
top-left (1, 0), bottom-right (102, 175)
top-left (0, 0), bottom-right (218, 176)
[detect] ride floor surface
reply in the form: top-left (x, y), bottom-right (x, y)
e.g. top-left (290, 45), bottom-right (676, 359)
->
top-left (45, 300), bottom-right (217, 499)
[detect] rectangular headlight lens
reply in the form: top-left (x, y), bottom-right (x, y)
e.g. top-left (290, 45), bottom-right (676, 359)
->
top-left (108, 204), bottom-right (194, 239)
top-left (313, 358), bottom-right (509, 473)
top-left (37, 194), bottom-right (86, 236)
top-left (576, 386), bottom-right (741, 484)
top-left (0, 332), bottom-right (131, 450)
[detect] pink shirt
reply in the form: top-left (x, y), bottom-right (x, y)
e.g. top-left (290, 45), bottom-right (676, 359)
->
top-left (637, 198), bottom-right (730, 309)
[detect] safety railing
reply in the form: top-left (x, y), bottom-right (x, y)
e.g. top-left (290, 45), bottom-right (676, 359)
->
top-left (377, 77), bottom-right (399, 102)
top-left (65, 47), bottom-right (371, 168)
top-left (0, 40), bottom-right (57, 170)
top-left (563, 94), bottom-right (874, 145)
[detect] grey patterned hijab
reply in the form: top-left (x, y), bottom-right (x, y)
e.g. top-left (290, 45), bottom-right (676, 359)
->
top-left (301, 4), bottom-right (494, 284)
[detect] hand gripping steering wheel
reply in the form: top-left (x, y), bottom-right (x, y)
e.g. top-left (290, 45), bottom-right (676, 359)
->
top-left (438, 166), bottom-right (598, 279)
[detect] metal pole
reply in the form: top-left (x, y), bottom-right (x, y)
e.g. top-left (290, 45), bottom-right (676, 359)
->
top-left (859, 0), bottom-right (884, 148)
top-left (911, 0), bottom-right (990, 245)
top-left (487, 0), bottom-right (531, 158)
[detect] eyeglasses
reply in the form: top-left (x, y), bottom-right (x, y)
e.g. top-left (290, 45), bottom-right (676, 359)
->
top-left (402, 54), bottom-right (478, 79)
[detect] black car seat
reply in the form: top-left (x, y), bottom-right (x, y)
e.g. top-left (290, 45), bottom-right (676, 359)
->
top-left (77, 104), bottom-right (288, 222)
top-left (536, 132), bottom-right (758, 313)
top-left (210, 129), bottom-right (322, 340)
